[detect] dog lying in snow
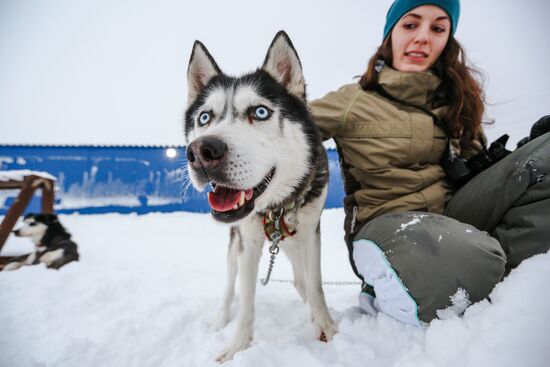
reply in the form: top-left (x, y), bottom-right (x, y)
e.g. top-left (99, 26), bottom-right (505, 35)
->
top-left (183, 31), bottom-right (337, 362)
top-left (2, 213), bottom-right (79, 271)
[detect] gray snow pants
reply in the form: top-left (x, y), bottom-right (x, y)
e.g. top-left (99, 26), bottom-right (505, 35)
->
top-left (352, 133), bottom-right (550, 324)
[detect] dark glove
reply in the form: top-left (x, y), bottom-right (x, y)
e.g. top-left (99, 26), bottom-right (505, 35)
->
top-left (530, 115), bottom-right (550, 140)
top-left (442, 134), bottom-right (511, 187)
top-left (517, 115), bottom-right (550, 149)
top-left (467, 134), bottom-right (511, 174)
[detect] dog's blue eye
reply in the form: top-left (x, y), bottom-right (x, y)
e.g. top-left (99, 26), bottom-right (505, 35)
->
top-left (198, 111), bottom-right (212, 126)
top-left (253, 106), bottom-right (272, 121)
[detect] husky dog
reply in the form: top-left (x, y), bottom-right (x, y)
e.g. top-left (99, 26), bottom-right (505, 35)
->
top-left (2, 213), bottom-right (79, 271)
top-left (184, 31), bottom-right (337, 362)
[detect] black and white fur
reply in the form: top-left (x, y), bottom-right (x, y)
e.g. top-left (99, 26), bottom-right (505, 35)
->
top-left (184, 31), bottom-right (336, 362)
top-left (3, 213), bottom-right (79, 271)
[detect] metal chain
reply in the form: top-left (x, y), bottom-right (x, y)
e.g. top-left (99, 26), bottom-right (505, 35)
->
top-left (261, 240), bottom-right (280, 285)
top-left (260, 207), bottom-right (361, 287)
top-left (260, 240), bottom-right (361, 287)
top-left (259, 278), bottom-right (361, 286)
top-left (260, 234), bottom-right (281, 286)
top-left (322, 280), bottom-right (362, 286)
top-left (260, 253), bottom-right (277, 286)
top-left (261, 209), bottom-right (283, 286)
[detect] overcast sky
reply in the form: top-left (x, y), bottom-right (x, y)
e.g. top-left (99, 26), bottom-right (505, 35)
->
top-left (1, 0), bottom-right (549, 146)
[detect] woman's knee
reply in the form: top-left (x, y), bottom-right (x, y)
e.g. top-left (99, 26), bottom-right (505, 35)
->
top-left (352, 212), bottom-right (506, 323)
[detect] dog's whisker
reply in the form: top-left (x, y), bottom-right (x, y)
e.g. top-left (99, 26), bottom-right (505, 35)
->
top-left (174, 166), bottom-right (190, 183)
top-left (180, 177), bottom-right (195, 200)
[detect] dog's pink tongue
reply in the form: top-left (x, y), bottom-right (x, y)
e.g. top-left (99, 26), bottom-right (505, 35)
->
top-left (208, 187), bottom-right (252, 212)
top-left (207, 187), bottom-right (254, 212)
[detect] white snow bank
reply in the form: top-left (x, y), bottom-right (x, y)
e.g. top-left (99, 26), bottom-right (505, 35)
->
top-left (0, 170), bottom-right (57, 182)
top-left (0, 210), bottom-right (549, 367)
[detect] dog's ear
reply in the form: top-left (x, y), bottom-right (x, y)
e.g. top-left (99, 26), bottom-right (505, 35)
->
top-left (45, 214), bottom-right (59, 224)
top-left (187, 41), bottom-right (221, 105)
top-left (262, 31), bottom-right (306, 101)
top-left (37, 214), bottom-right (58, 225)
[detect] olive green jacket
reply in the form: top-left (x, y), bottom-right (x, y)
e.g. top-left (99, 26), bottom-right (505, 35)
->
top-left (310, 66), bottom-right (484, 234)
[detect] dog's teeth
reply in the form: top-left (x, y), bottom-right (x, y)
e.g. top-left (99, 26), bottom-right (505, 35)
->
top-left (233, 204), bottom-right (239, 210)
top-left (239, 191), bottom-right (245, 206)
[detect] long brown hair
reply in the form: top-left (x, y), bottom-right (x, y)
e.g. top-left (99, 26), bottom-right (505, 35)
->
top-left (359, 35), bottom-right (485, 138)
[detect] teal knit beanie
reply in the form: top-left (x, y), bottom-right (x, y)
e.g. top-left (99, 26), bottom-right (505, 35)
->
top-left (383, 0), bottom-right (460, 40)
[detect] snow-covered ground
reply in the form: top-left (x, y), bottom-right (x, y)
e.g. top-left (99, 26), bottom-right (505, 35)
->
top-left (1, 209), bottom-right (549, 367)
top-left (0, 170), bottom-right (57, 182)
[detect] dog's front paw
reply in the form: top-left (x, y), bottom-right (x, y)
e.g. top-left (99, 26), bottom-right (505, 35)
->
top-left (315, 320), bottom-right (338, 342)
top-left (215, 335), bottom-right (252, 363)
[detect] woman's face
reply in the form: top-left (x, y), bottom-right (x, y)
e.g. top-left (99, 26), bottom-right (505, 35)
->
top-left (391, 5), bottom-right (451, 72)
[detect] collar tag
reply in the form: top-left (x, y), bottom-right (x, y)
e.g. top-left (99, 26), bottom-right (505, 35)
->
top-left (263, 207), bottom-right (297, 246)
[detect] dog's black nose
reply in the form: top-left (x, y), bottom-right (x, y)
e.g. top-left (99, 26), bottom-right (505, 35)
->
top-left (201, 137), bottom-right (226, 161)
top-left (187, 137), bottom-right (227, 169)
top-left (13, 229), bottom-right (20, 236)
top-left (186, 147), bottom-right (196, 163)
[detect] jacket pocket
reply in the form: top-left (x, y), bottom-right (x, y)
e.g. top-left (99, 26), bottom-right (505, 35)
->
top-left (341, 120), bottom-right (413, 138)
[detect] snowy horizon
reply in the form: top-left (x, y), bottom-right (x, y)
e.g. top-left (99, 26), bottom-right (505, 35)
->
top-left (1, 0), bottom-right (549, 147)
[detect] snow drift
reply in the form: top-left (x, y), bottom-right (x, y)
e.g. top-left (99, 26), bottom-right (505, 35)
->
top-left (1, 210), bottom-right (549, 366)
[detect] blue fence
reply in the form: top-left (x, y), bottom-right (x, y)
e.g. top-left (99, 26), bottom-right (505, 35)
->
top-left (0, 145), bottom-right (344, 215)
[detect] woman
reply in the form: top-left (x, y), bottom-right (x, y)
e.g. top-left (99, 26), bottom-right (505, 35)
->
top-left (310, 0), bottom-right (550, 325)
